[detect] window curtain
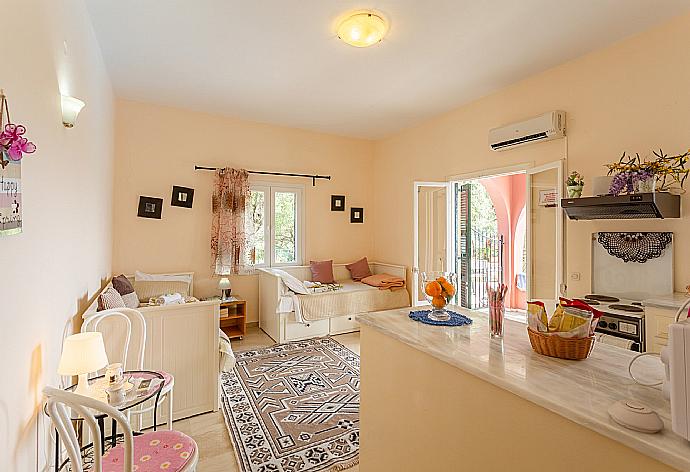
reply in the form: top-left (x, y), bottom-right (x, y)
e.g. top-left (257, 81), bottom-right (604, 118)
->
top-left (211, 168), bottom-right (249, 275)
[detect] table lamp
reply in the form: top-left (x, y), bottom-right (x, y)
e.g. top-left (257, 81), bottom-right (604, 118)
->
top-left (218, 277), bottom-right (232, 300)
top-left (58, 332), bottom-right (109, 396)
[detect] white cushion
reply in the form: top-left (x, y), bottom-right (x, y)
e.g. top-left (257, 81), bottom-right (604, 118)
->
top-left (271, 269), bottom-right (310, 295)
top-left (134, 270), bottom-right (192, 284)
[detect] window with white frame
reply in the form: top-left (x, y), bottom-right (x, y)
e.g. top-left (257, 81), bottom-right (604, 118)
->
top-left (245, 183), bottom-right (303, 267)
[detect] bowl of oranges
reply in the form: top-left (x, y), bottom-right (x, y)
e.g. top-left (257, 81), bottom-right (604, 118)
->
top-left (420, 272), bottom-right (457, 321)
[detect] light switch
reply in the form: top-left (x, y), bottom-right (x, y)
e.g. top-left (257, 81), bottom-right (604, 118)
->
top-left (570, 272), bottom-right (581, 281)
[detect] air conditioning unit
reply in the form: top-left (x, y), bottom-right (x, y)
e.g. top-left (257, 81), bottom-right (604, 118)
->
top-left (488, 111), bottom-right (566, 151)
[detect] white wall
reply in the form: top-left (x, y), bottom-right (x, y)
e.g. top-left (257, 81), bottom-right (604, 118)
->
top-left (0, 1), bottom-right (114, 470)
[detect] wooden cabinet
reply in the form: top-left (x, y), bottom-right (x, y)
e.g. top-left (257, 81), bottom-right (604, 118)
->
top-left (645, 306), bottom-right (676, 354)
top-left (220, 298), bottom-right (247, 339)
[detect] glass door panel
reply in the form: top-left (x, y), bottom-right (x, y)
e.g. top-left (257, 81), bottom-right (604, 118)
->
top-left (526, 161), bottom-right (564, 301)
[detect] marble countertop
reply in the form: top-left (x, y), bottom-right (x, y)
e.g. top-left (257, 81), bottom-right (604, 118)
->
top-left (357, 306), bottom-right (690, 472)
top-left (644, 293), bottom-right (690, 310)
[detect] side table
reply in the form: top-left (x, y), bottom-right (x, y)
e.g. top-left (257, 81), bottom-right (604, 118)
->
top-left (220, 297), bottom-right (247, 339)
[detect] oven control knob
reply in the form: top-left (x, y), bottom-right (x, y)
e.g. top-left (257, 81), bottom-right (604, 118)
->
top-left (608, 323), bottom-right (617, 330)
top-left (599, 321), bottom-right (608, 329)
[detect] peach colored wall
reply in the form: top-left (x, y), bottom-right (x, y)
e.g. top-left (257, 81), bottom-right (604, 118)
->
top-left (480, 173), bottom-right (526, 309)
top-left (374, 12), bottom-right (690, 297)
top-left (112, 100), bottom-right (375, 323)
top-left (0, 1), bottom-right (114, 470)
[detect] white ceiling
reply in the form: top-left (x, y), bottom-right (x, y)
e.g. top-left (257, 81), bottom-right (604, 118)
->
top-left (86, 1), bottom-right (690, 139)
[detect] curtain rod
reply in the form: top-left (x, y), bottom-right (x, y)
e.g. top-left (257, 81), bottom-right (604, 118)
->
top-left (194, 165), bottom-right (331, 186)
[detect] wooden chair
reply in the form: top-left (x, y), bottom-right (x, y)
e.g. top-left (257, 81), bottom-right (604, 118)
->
top-left (82, 308), bottom-right (175, 430)
top-left (44, 386), bottom-right (197, 472)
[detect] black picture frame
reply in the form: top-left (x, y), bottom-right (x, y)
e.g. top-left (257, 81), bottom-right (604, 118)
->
top-left (350, 207), bottom-right (364, 223)
top-left (331, 195), bottom-right (345, 211)
top-left (171, 185), bottom-right (194, 208)
top-left (137, 196), bottom-right (163, 219)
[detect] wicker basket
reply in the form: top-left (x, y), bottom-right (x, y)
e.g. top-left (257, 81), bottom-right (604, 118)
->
top-left (527, 328), bottom-right (595, 360)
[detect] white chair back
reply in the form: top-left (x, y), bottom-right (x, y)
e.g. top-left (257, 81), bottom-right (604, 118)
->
top-left (44, 386), bottom-right (135, 472)
top-left (81, 308), bottom-right (147, 373)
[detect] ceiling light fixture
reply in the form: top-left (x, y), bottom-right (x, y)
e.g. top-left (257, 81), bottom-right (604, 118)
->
top-left (336, 10), bottom-right (388, 48)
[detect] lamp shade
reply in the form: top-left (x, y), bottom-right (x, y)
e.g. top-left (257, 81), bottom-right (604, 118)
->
top-left (58, 332), bottom-right (109, 375)
top-left (60, 95), bottom-right (86, 128)
top-left (337, 11), bottom-right (388, 48)
top-left (218, 277), bottom-right (232, 290)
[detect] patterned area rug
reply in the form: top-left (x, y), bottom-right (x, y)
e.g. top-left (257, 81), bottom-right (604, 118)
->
top-left (221, 337), bottom-right (360, 472)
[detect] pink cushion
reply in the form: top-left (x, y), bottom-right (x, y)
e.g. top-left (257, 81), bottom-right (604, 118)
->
top-left (96, 430), bottom-right (196, 472)
top-left (345, 257), bottom-right (372, 281)
top-left (310, 260), bottom-right (335, 284)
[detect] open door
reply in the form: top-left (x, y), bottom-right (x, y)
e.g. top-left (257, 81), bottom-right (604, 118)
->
top-left (413, 182), bottom-right (451, 306)
top-left (526, 161), bottom-right (565, 301)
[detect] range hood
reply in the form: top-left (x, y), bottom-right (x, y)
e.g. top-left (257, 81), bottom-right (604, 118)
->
top-left (562, 192), bottom-right (680, 220)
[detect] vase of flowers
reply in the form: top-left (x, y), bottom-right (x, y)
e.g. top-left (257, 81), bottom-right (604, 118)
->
top-left (566, 171), bottom-right (584, 198)
top-left (606, 149), bottom-right (689, 196)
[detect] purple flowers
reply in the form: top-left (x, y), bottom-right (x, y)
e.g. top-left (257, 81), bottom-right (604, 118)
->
top-left (0, 123), bottom-right (36, 162)
top-left (608, 170), bottom-right (655, 196)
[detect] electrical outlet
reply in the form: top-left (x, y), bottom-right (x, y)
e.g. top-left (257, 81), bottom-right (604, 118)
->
top-left (570, 272), bottom-right (581, 281)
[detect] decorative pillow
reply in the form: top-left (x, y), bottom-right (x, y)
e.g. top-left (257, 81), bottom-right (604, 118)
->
top-left (346, 257), bottom-right (372, 281)
top-left (310, 260), bottom-right (335, 284)
top-left (97, 287), bottom-right (126, 311)
top-left (272, 269), bottom-right (310, 295)
top-left (133, 280), bottom-right (191, 303)
top-left (134, 270), bottom-right (192, 284)
top-left (111, 274), bottom-right (139, 309)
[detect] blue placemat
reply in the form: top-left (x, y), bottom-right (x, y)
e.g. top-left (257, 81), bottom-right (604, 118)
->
top-left (409, 310), bottom-right (473, 327)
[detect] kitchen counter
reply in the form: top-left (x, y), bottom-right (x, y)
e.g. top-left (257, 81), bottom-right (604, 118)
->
top-left (358, 306), bottom-right (690, 472)
top-left (644, 293), bottom-right (690, 310)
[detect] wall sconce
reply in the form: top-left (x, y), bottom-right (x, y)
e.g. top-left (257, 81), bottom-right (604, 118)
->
top-left (60, 95), bottom-right (85, 128)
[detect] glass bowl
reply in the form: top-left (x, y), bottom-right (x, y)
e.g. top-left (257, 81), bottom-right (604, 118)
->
top-left (420, 272), bottom-right (457, 321)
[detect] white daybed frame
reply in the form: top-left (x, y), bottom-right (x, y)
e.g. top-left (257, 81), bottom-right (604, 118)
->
top-left (83, 272), bottom-right (220, 423)
top-left (258, 262), bottom-right (408, 343)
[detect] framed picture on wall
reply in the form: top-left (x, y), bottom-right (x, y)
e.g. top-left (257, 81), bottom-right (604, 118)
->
top-left (331, 195), bottom-right (345, 211)
top-left (171, 185), bottom-right (194, 208)
top-left (137, 196), bottom-right (163, 219)
top-left (350, 207), bottom-right (364, 223)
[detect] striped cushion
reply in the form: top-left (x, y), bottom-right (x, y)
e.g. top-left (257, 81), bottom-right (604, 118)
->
top-left (97, 287), bottom-right (126, 311)
top-left (133, 280), bottom-right (190, 303)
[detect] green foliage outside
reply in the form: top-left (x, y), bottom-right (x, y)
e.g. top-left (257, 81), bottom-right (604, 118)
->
top-left (469, 182), bottom-right (497, 235)
top-left (245, 190), bottom-right (296, 265)
top-left (274, 192), bottom-right (296, 263)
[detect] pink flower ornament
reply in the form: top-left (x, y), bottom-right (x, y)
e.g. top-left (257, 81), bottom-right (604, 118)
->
top-left (0, 124), bottom-right (26, 146)
top-left (0, 123), bottom-right (36, 161)
top-left (8, 137), bottom-right (36, 160)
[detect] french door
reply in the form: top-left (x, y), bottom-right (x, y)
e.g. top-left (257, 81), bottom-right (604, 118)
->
top-left (526, 160), bottom-right (566, 301)
top-left (412, 182), bottom-right (452, 306)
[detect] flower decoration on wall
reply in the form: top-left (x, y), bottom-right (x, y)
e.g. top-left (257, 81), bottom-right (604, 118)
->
top-left (0, 91), bottom-right (37, 169)
top-left (605, 149), bottom-right (689, 196)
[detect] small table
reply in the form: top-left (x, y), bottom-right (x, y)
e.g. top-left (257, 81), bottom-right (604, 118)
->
top-left (220, 296), bottom-right (247, 339)
top-left (48, 370), bottom-right (164, 471)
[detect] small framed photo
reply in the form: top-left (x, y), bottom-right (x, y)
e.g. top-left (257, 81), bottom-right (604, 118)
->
top-left (350, 207), bottom-right (364, 223)
top-left (137, 196), bottom-right (163, 219)
top-left (331, 195), bottom-right (345, 211)
top-left (171, 185), bottom-right (194, 208)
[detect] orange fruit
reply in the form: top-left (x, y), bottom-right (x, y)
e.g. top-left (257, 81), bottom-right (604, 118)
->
top-left (425, 281), bottom-right (442, 297)
top-left (436, 276), bottom-right (447, 284)
top-left (432, 295), bottom-right (447, 309)
top-left (441, 281), bottom-right (456, 297)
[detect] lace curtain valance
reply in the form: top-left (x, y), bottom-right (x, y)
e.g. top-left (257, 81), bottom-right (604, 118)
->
top-left (211, 168), bottom-right (249, 275)
top-left (597, 232), bottom-right (672, 263)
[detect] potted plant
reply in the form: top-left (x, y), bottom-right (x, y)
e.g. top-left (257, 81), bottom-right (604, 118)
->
top-left (566, 171), bottom-right (584, 198)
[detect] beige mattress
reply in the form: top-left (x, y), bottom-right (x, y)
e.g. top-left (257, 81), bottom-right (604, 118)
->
top-left (294, 280), bottom-right (409, 322)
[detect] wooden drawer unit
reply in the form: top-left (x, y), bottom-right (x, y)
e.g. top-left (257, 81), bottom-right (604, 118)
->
top-left (330, 314), bottom-right (360, 334)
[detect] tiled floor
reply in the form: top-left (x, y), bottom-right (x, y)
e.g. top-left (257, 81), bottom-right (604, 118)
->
top-left (173, 327), bottom-right (361, 471)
